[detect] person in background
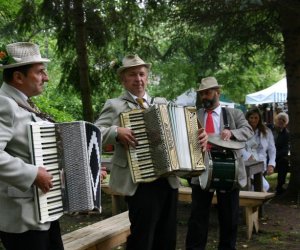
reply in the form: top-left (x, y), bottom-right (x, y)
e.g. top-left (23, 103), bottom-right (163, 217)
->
top-left (273, 112), bottom-right (290, 195)
top-left (242, 107), bottom-right (276, 192)
top-left (186, 77), bottom-right (253, 250)
top-left (0, 42), bottom-right (64, 249)
top-left (94, 54), bottom-right (208, 250)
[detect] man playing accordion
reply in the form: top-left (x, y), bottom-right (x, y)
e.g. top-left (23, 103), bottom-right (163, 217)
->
top-left (0, 42), bottom-right (64, 250)
top-left (95, 54), bottom-right (208, 250)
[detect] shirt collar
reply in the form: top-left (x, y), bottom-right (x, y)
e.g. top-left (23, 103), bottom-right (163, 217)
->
top-left (128, 91), bottom-right (148, 102)
top-left (206, 104), bottom-right (221, 116)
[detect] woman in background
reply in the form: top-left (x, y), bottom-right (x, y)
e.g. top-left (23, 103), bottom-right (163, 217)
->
top-left (242, 107), bottom-right (276, 191)
top-left (273, 112), bottom-right (290, 195)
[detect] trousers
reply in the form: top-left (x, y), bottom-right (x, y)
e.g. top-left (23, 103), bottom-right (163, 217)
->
top-left (0, 220), bottom-right (64, 250)
top-left (125, 178), bottom-right (178, 250)
top-left (186, 185), bottom-right (240, 250)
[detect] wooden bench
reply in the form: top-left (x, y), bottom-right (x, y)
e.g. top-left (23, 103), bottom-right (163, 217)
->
top-left (179, 187), bottom-right (275, 240)
top-left (62, 211), bottom-right (130, 250)
top-left (101, 184), bottom-right (274, 240)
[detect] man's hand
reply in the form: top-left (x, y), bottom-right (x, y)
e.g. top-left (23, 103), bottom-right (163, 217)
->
top-left (34, 167), bottom-right (53, 194)
top-left (100, 166), bottom-right (108, 183)
top-left (266, 165), bottom-right (275, 175)
top-left (198, 128), bottom-right (208, 151)
top-left (221, 129), bottom-right (232, 141)
top-left (116, 127), bottom-right (138, 149)
top-left (248, 155), bottom-right (256, 161)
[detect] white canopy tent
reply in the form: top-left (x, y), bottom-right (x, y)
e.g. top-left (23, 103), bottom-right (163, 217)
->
top-left (174, 88), bottom-right (235, 108)
top-left (245, 77), bottom-right (287, 104)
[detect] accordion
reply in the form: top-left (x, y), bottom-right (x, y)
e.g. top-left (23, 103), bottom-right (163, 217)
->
top-left (120, 104), bottom-right (205, 183)
top-left (28, 121), bottom-right (102, 223)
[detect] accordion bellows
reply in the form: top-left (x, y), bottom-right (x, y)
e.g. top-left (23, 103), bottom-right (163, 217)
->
top-left (120, 104), bottom-right (205, 183)
top-left (28, 121), bottom-right (102, 223)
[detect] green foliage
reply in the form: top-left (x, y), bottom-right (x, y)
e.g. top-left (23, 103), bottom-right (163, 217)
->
top-left (166, 0), bottom-right (285, 103)
top-left (148, 55), bottom-right (198, 100)
top-left (0, 0), bottom-right (286, 115)
top-left (32, 64), bottom-right (83, 121)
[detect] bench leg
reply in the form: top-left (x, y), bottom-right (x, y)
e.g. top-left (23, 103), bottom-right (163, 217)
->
top-left (111, 195), bottom-right (127, 215)
top-left (111, 195), bottom-right (119, 215)
top-left (253, 207), bottom-right (259, 233)
top-left (245, 206), bottom-right (259, 240)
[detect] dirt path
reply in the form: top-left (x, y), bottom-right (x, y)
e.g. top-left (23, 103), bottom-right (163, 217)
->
top-left (176, 197), bottom-right (300, 250)
top-left (2, 193), bottom-right (298, 250)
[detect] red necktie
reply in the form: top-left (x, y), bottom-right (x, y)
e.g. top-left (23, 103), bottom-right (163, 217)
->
top-left (205, 110), bottom-right (215, 134)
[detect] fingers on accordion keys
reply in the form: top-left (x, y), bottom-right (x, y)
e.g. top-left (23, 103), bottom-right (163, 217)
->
top-left (128, 140), bottom-right (135, 148)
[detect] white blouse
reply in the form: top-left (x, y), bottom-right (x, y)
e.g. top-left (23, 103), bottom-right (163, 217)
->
top-left (242, 127), bottom-right (276, 171)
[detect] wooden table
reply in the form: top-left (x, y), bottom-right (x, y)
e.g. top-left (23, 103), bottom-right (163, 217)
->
top-left (244, 160), bottom-right (264, 192)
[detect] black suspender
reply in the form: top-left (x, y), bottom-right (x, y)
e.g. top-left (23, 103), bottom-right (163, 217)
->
top-left (222, 107), bottom-right (230, 129)
top-left (150, 97), bottom-right (155, 105)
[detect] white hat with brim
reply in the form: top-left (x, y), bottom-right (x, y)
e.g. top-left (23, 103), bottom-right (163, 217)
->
top-left (0, 42), bottom-right (50, 69)
top-left (117, 54), bottom-right (151, 76)
top-left (197, 76), bottom-right (222, 92)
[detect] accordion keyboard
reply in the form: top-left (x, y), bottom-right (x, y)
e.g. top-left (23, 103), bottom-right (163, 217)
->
top-left (121, 111), bottom-right (158, 183)
top-left (29, 123), bottom-right (64, 223)
top-left (120, 104), bottom-right (205, 183)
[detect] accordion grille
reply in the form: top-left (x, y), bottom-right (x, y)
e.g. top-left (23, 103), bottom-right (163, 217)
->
top-left (185, 107), bottom-right (205, 170)
top-left (58, 122), bottom-right (101, 212)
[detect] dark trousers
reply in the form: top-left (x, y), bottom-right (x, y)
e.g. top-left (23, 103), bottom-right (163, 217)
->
top-left (186, 185), bottom-right (239, 250)
top-left (125, 178), bottom-right (178, 250)
top-left (0, 220), bottom-right (64, 250)
top-left (276, 158), bottom-right (289, 192)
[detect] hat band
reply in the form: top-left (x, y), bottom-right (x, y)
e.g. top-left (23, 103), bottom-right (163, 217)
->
top-left (13, 55), bottom-right (47, 63)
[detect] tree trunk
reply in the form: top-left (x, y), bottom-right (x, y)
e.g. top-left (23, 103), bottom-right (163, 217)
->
top-left (73, 0), bottom-right (94, 122)
top-left (278, 0), bottom-right (300, 198)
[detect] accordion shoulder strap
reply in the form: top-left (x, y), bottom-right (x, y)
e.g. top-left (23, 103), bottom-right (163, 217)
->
top-left (151, 97), bottom-right (167, 105)
top-left (16, 102), bottom-right (56, 123)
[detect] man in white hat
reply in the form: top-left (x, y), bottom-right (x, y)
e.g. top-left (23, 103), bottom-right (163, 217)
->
top-left (95, 54), bottom-right (208, 249)
top-left (0, 42), bottom-right (64, 249)
top-left (186, 77), bottom-right (253, 250)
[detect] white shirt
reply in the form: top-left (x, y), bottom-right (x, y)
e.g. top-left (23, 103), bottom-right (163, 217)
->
top-left (128, 91), bottom-right (149, 108)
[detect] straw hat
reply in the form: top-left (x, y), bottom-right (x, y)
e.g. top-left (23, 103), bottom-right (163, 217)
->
top-left (208, 135), bottom-right (245, 150)
top-left (0, 42), bottom-right (50, 69)
top-left (117, 54), bottom-right (151, 76)
top-left (197, 77), bottom-right (222, 92)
